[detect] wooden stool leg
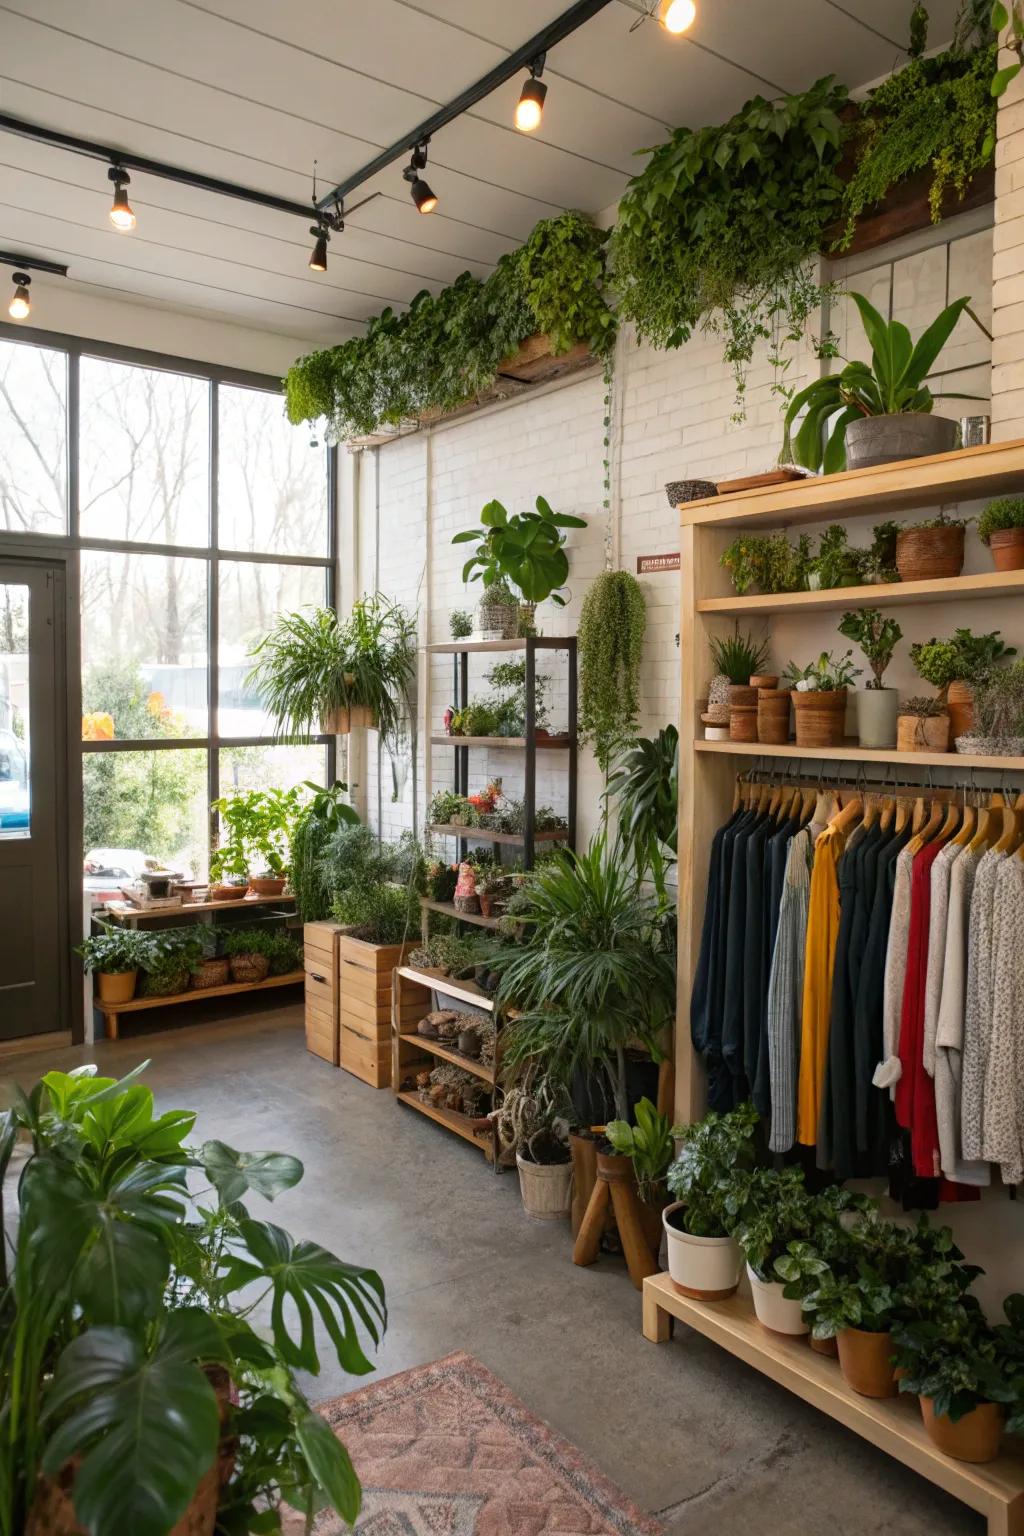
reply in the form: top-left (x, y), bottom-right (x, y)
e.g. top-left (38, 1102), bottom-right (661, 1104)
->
top-left (103, 1011), bottom-right (118, 1041)
top-left (572, 1178), bottom-right (610, 1267)
top-left (642, 1281), bottom-right (674, 1342)
top-left (990, 1495), bottom-right (1024, 1536)
top-left (608, 1176), bottom-right (660, 1290)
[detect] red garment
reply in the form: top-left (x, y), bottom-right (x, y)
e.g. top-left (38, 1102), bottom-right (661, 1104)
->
top-left (895, 841), bottom-right (943, 1178)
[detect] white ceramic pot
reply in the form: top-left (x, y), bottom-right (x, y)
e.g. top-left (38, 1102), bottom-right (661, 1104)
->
top-left (662, 1202), bottom-right (742, 1299)
top-left (516, 1153), bottom-right (572, 1221)
top-left (855, 687), bottom-right (898, 750)
top-left (746, 1263), bottom-right (809, 1335)
top-left (704, 725), bottom-right (730, 741)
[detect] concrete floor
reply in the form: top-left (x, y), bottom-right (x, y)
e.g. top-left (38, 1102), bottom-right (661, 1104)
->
top-left (6, 998), bottom-right (980, 1536)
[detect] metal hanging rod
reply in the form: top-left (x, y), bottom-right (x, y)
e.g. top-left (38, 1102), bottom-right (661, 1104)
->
top-left (315, 0), bottom-right (616, 211)
top-left (0, 249), bottom-right (68, 277)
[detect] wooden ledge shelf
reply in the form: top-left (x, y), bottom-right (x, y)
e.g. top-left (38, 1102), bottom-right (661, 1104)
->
top-left (419, 898), bottom-right (500, 930)
top-left (428, 822), bottom-right (566, 845)
top-left (96, 970), bottom-right (304, 1040)
top-left (396, 965), bottom-right (494, 1011)
top-left (642, 1273), bottom-right (1024, 1536)
top-left (426, 637), bottom-right (574, 654)
top-left (699, 568), bottom-right (1024, 617)
top-left (694, 739), bottom-right (1024, 772)
top-left (430, 734), bottom-right (571, 750)
top-left (398, 1033), bottom-right (496, 1082)
top-left (679, 438), bottom-right (1024, 530)
top-left (394, 1089), bottom-right (495, 1156)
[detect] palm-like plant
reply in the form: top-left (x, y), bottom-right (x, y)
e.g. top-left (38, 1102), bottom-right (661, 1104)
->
top-left (606, 725), bottom-right (678, 895)
top-left (247, 596), bottom-right (416, 748)
top-left (493, 835), bottom-right (676, 1121)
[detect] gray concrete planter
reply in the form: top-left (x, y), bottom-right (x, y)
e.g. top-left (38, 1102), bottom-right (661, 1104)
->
top-left (845, 413), bottom-right (958, 470)
top-left (855, 688), bottom-right (898, 749)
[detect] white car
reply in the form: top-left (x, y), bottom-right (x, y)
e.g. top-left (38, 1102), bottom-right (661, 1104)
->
top-left (83, 848), bottom-right (163, 902)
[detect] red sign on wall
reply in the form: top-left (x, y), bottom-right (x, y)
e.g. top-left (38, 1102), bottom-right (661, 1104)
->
top-left (636, 553), bottom-right (680, 574)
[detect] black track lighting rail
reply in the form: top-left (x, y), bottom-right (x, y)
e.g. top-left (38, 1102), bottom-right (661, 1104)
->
top-left (0, 250), bottom-right (68, 278)
top-left (314, 0), bottom-right (616, 211)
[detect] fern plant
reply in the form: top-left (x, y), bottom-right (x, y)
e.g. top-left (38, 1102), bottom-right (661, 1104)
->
top-left (578, 571), bottom-right (646, 773)
top-left (707, 627), bottom-right (770, 685)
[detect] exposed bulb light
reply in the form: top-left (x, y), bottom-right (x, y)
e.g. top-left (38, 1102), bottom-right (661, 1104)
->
top-left (108, 165), bottom-right (136, 231)
top-left (660, 0), bottom-right (696, 33)
top-left (7, 272), bottom-right (30, 321)
top-left (515, 56), bottom-right (547, 133)
top-left (403, 141), bottom-right (437, 214)
top-left (308, 223), bottom-right (329, 272)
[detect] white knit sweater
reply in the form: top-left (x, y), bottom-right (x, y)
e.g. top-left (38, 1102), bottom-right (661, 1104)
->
top-left (934, 846), bottom-right (989, 1186)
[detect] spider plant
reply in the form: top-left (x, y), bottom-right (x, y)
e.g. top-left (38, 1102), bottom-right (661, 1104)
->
top-left (247, 595), bottom-right (416, 749)
top-left (492, 834), bottom-right (676, 1121)
top-left (708, 627), bottom-right (770, 685)
top-left (605, 725), bottom-right (678, 896)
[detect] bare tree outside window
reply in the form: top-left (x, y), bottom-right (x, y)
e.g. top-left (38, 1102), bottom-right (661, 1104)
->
top-left (0, 341), bottom-right (67, 536)
top-left (219, 384), bottom-right (328, 556)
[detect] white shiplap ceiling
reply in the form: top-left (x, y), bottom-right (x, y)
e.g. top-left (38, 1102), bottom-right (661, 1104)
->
top-left (0, 0), bottom-right (962, 352)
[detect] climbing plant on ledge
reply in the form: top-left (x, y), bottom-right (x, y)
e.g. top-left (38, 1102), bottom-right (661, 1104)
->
top-left (284, 211), bottom-right (615, 441)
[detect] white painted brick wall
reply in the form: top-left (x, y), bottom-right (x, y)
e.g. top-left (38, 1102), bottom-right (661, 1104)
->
top-left (992, 34), bottom-right (1024, 439)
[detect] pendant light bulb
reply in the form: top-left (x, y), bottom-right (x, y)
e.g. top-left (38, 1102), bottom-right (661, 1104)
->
top-left (660, 0), bottom-right (696, 32)
top-left (308, 223), bottom-right (329, 272)
top-left (7, 273), bottom-right (30, 321)
top-left (404, 142), bottom-right (438, 214)
top-left (410, 178), bottom-right (437, 214)
top-left (108, 166), bottom-right (136, 231)
top-left (515, 75), bottom-right (547, 133)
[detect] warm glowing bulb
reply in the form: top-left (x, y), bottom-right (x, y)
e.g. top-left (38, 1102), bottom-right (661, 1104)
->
top-left (661, 0), bottom-right (696, 33)
top-left (515, 77), bottom-right (547, 133)
top-left (8, 286), bottom-right (30, 321)
top-left (109, 189), bottom-right (136, 231)
top-left (418, 191), bottom-right (438, 215)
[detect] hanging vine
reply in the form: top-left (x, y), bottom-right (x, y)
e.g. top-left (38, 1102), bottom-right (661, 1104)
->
top-left (578, 571), bottom-right (646, 775)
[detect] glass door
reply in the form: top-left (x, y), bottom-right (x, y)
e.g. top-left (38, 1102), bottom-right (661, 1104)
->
top-left (0, 563), bottom-right (64, 1038)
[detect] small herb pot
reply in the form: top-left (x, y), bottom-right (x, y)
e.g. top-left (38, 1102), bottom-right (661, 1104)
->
top-left (227, 953), bottom-right (270, 985)
top-left (836, 1327), bottom-right (897, 1398)
top-left (746, 1264), bottom-right (809, 1335)
top-left (247, 876), bottom-right (286, 896)
top-left (920, 1397), bottom-right (1004, 1463)
top-left (662, 1202), bottom-right (742, 1300)
top-left (946, 679), bottom-right (974, 740)
top-left (987, 526), bottom-right (1024, 572)
top-left (855, 687), bottom-right (898, 750)
top-left (96, 969), bottom-right (137, 1004)
top-left (897, 713), bottom-right (950, 753)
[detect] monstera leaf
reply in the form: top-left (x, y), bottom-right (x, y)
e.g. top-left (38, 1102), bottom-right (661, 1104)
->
top-left (200, 1140), bottom-right (304, 1205)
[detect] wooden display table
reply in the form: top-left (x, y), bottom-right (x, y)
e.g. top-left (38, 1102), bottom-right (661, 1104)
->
top-left (97, 971), bottom-right (303, 1041)
top-left (642, 1272), bottom-right (1024, 1536)
top-left (101, 893), bottom-right (295, 928)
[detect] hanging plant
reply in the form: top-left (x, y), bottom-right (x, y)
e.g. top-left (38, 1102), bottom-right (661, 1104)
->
top-left (610, 75), bottom-right (848, 410)
top-left (285, 211), bottom-right (615, 440)
top-left (578, 570), bottom-right (646, 774)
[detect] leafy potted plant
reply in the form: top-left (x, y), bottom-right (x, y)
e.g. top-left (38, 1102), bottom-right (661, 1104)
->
top-left (76, 924), bottom-right (151, 1005)
top-left (247, 595), bottom-right (416, 747)
top-left (959, 661), bottom-right (1024, 755)
top-left (978, 496), bottom-right (1024, 571)
top-left (290, 780), bottom-right (360, 924)
top-left (720, 532), bottom-right (813, 596)
top-left (0, 1062), bottom-right (383, 1536)
top-left (494, 1070), bottom-right (575, 1221)
top-left (783, 650), bottom-right (861, 747)
top-left (810, 526), bottom-right (864, 590)
top-left (477, 868), bottom-right (505, 919)
top-left (912, 629), bottom-right (1016, 737)
top-left (896, 511), bottom-right (968, 583)
top-left (892, 1304), bottom-right (1016, 1463)
top-left (782, 291), bottom-right (978, 473)
top-left (730, 1166), bottom-right (819, 1335)
top-left (449, 607), bottom-right (474, 639)
top-left (605, 1096), bottom-right (681, 1256)
top-left (428, 788), bottom-right (477, 828)
top-left (606, 726), bottom-right (678, 898)
top-left (211, 787), bottom-right (301, 896)
top-left (662, 1102), bottom-right (760, 1300)
top-left (838, 608), bottom-right (902, 748)
top-left (453, 496), bottom-right (587, 637)
top-left (708, 628), bottom-right (770, 743)
top-left (897, 695), bottom-right (951, 753)
top-left (139, 928), bottom-right (205, 998)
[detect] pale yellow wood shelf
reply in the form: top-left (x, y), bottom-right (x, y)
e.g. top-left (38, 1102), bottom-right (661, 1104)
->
top-left (426, 637), bottom-right (573, 654)
top-left (398, 1033), bottom-right (495, 1082)
top-left (396, 965), bottom-right (494, 1012)
top-left (699, 568), bottom-right (1024, 617)
top-left (419, 898), bottom-right (500, 930)
top-left (693, 739), bottom-right (1024, 772)
top-left (99, 969), bottom-right (305, 1013)
top-left (394, 1088), bottom-right (495, 1157)
top-left (679, 438), bottom-right (1024, 530)
top-left (642, 1273), bottom-right (1024, 1536)
top-left (430, 734), bottom-right (570, 749)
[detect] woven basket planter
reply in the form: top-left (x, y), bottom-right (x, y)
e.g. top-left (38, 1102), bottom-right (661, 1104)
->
top-left (897, 713), bottom-right (951, 753)
top-left (729, 684), bottom-right (758, 743)
top-left (792, 689), bottom-right (847, 748)
top-left (947, 680), bottom-right (974, 740)
top-left (516, 1154), bottom-right (573, 1220)
top-left (228, 953), bottom-right (271, 984)
top-left (192, 958), bottom-right (230, 990)
top-left (477, 591), bottom-right (518, 638)
top-left (895, 524), bottom-right (964, 582)
top-left (322, 705), bottom-right (376, 734)
top-left (757, 689), bottom-right (791, 745)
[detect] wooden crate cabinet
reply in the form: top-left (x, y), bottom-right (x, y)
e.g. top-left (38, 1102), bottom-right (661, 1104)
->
top-left (303, 921), bottom-right (343, 1065)
top-left (337, 935), bottom-right (416, 1087)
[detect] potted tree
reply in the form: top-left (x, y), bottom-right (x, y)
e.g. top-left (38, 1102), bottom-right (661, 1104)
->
top-left (978, 496), bottom-right (1024, 571)
top-left (782, 291), bottom-right (980, 473)
top-left (453, 495), bottom-right (587, 637)
top-left (247, 595), bottom-right (416, 746)
top-left (210, 787), bottom-right (301, 897)
top-left (783, 650), bottom-right (861, 747)
top-left (839, 608), bottom-right (902, 748)
top-left (76, 924), bottom-right (151, 1004)
top-left (662, 1103), bottom-right (760, 1300)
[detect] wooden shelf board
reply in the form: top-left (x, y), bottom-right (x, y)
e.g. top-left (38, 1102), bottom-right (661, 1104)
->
top-left (395, 1089), bottom-right (494, 1155)
top-left (97, 970), bottom-right (304, 1014)
top-left (427, 822), bottom-right (566, 844)
top-left (429, 734), bottom-right (571, 750)
top-left (698, 569), bottom-right (1024, 617)
top-left (679, 439), bottom-right (1024, 530)
top-left (396, 965), bottom-right (494, 1011)
top-left (694, 738), bottom-right (1024, 772)
top-left (398, 1033), bottom-right (496, 1082)
top-left (426, 637), bottom-right (573, 654)
top-left (643, 1274), bottom-right (1024, 1524)
top-left (102, 893), bottom-right (295, 921)
top-left (419, 898), bottom-right (500, 930)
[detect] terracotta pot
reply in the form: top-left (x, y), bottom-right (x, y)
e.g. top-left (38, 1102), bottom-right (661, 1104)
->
top-left (639, 1191), bottom-right (668, 1256)
top-left (662, 1202), bottom-right (742, 1300)
top-left (516, 1152), bottom-right (573, 1220)
top-left (809, 1333), bottom-right (839, 1358)
top-left (227, 953), bottom-right (271, 984)
top-left (757, 688), bottom-right (791, 745)
top-left (920, 1396), bottom-right (1004, 1463)
top-left (208, 884), bottom-right (242, 902)
top-left (191, 958), bottom-right (230, 990)
top-left (896, 523), bottom-right (965, 582)
top-left (478, 892), bottom-right (493, 917)
top-left (988, 526), bottom-right (1024, 572)
top-left (322, 704), bottom-right (377, 733)
top-left (729, 706), bottom-right (758, 743)
top-left (749, 674), bottom-right (778, 690)
top-left (897, 713), bottom-right (951, 753)
top-left (728, 684), bottom-right (758, 706)
top-left (247, 876), bottom-right (286, 896)
top-left (792, 688), bottom-right (847, 747)
top-left (946, 680), bottom-right (974, 740)
top-left (96, 969), bottom-right (137, 1004)
top-left (836, 1327), bottom-right (897, 1398)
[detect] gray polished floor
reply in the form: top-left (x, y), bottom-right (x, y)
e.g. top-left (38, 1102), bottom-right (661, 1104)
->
top-left (5, 1000), bottom-right (979, 1536)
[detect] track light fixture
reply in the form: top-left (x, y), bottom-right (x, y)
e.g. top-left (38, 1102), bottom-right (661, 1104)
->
top-left (515, 55), bottom-right (548, 133)
top-left (659, 0), bottom-right (696, 32)
top-left (308, 204), bottom-right (343, 272)
top-left (108, 165), bottom-right (136, 231)
top-left (403, 141), bottom-right (437, 214)
top-left (7, 272), bottom-right (30, 321)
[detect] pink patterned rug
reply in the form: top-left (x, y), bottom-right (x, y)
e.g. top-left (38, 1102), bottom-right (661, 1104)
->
top-left (305, 1351), bottom-right (662, 1536)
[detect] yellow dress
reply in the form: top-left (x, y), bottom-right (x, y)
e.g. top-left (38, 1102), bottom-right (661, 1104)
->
top-left (796, 824), bottom-right (846, 1145)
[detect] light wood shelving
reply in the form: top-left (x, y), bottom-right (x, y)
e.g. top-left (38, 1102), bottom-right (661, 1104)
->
top-left (398, 1034), bottom-right (496, 1082)
top-left (419, 898), bottom-right (500, 930)
top-left (695, 738), bottom-right (1024, 772)
top-left (428, 734), bottom-right (570, 750)
top-left (97, 970), bottom-right (303, 1040)
top-left (642, 1275), bottom-right (1024, 1536)
top-left (395, 965), bottom-right (493, 1010)
top-left (394, 1089), bottom-right (495, 1156)
top-left (699, 568), bottom-right (1024, 617)
top-left (391, 967), bottom-right (500, 1161)
top-left (428, 822), bottom-right (566, 845)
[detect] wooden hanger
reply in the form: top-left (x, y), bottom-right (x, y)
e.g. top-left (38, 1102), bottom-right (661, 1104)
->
top-left (732, 774), bottom-right (742, 813)
top-left (968, 799), bottom-right (997, 854)
top-left (768, 780), bottom-right (784, 817)
top-left (862, 794), bottom-right (879, 830)
top-left (911, 796), bottom-right (928, 835)
top-left (994, 802), bottom-right (1022, 855)
top-left (952, 800), bottom-right (976, 847)
top-left (907, 800), bottom-right (945, 857)
top-left (935, 800), bottom-right (961, 844)
top-left (879, 794), bottom-right (896, 832)
top-left (800, 787), bottom-right (816, 822)
top-left (829, 793), bottom-right (864, 835)
top-left (894, 795), bottom-right (910, 833)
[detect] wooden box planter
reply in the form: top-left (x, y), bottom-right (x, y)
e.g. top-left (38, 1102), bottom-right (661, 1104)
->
top-left (303, 921), bottom-right (344, 1065)
top-left (337, 934), bottom-right (417, 1088)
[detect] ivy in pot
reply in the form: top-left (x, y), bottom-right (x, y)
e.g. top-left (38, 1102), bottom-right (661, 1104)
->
top-left (892, 1301), bottom-right (1022, 1462)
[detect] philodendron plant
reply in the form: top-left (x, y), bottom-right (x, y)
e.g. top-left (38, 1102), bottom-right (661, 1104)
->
top-left (0, 1062), bottom-right (384, 1536)
top-left (453, 496), bottom-right (587, 607)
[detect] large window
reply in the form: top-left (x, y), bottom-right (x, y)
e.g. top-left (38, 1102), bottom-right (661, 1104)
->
top-left (0, 334), bottom-right (334, 884)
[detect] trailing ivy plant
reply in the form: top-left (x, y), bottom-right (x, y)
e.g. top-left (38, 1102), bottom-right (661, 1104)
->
top-left (610, 75), bottom-right (847, 411)
top-left (578, 570), bottom-right (646, 774)
top-left (518, 210), bottom-right (616, 360)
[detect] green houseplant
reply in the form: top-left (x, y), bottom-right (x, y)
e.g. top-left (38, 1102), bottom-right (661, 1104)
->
top-left (911, 628), bottom-right (1016, 743)
top-left (210, 787), bottom-right (302, 894)
top-left (783, 650), bottom-right (861, 747)
top-left (964, 660), bottom-right (1024, 755)
top-left (247, 596), bottom-right (416, 749)
top-left (605, 725), bottom-right (678, 897)
top-left (782, 291), bottom-right (978, 473)
top-left (76, 925), bottom-right (152, 1005)
top-left (220, 925), bottom-right (301, 984)
top-left (0, 1061), bottom-right (384, 1536)
top-left (892, 1303), bottom-right (1019, 1463)
top-left (289, 781), bottom-right (360, 923)
top-left (839, 608), bottom-right (903, 749)
top-left (978, 496), bottom-right (1024, 571)
top-left (708, 628), bottom-right (771, 687)
top-left (662, 1102), bottom-right (761, 1300)
top-left (729, 1166), bottom-right (820, 1335)
top-left (720, 532), bottom-right (813, 596)
top-left (605, 1096), bottom-right (681, 1208)
top-left (493, 1067), bottom-right (575, 1220)
top-left (578, 571), bottom-right (647, 773)
top-left (138, 927), bottom-right (206, 999)
top-left (453, 496), bottom-right (587, 635)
